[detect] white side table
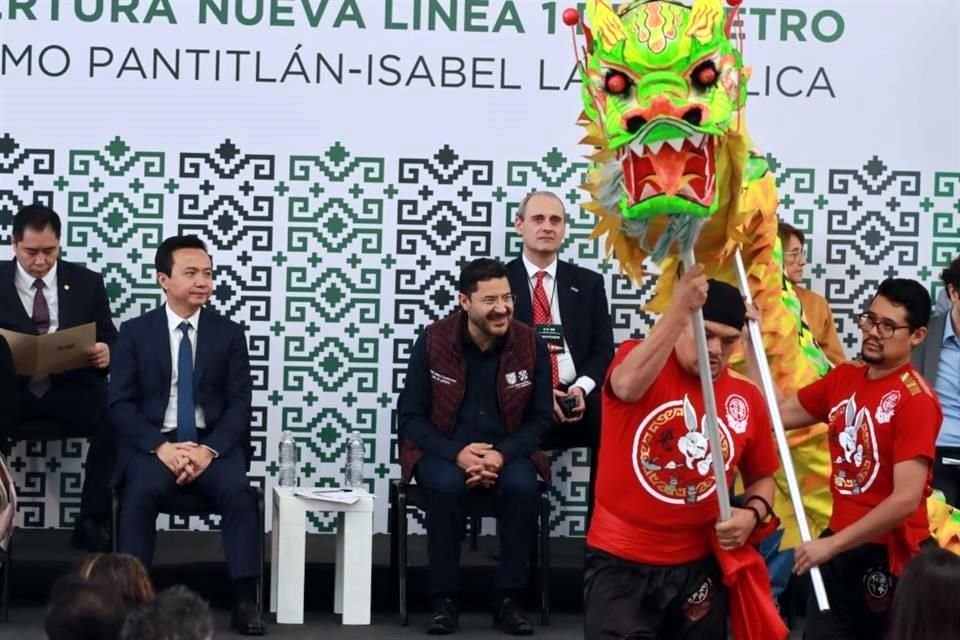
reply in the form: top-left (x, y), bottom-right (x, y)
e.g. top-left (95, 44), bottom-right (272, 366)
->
top-left (269, 487), bottom-right (374, 625)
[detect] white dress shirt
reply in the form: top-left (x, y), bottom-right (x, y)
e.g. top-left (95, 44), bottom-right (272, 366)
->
top-left (162, 304), bottom-right (207, 433)
top-left (520, 254), bottom-right (596, 395)
top-left (15, 261), bottom-right (59, 333)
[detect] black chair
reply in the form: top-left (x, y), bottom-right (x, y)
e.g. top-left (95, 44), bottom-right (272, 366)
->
top-left (389, 478), bottom-right (550, 626)
top-left (111, 485), bottom-right (266, 615)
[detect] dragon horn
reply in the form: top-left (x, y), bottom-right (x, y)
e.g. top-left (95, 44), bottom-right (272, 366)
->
top-left (686, 0), bottom-right (724, 43)
top-left (586, 0), bottom-right (626, 49)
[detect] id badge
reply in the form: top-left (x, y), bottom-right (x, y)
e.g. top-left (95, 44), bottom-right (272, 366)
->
top-left (536, 324), bottom-right (566, 353)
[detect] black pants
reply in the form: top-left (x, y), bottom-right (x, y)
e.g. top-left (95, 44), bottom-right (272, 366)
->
top-left (1, 378), bottom-right (114, 522)
top-left (542, 389), bottom-right (600, 527)
top-left (584, 546), bottom-right (728, 640)
top-left (414, 455), bottom-right (538, 596)
top-left (118, 444), bottom-right (260, 579)
top-left (933, 446), bottom-right (960, 506)
top-left (803, 531), bottom-right (896, 640)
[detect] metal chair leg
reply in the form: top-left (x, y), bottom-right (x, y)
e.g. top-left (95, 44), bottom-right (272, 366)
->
top-left (398, 487), bottom-right (409, 626)
top-left (539, 492), bottom-right (550, 626)
top-left (111, 490), bottom-right (120, 553)
top-left (254, 486), bottom-right (265, 615)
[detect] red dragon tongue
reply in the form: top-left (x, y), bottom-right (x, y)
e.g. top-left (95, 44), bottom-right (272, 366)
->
top-left (648, 143), bottom-right (692, 196)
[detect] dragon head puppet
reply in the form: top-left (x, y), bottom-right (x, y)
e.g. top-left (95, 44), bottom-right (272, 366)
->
top-left (579, 0), bottom-right (764, 291)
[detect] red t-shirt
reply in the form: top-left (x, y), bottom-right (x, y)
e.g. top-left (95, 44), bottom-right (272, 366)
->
top-left (587, 341), bottom-right (781, 565)
top-left (797, 361), bottom-right (941, 546)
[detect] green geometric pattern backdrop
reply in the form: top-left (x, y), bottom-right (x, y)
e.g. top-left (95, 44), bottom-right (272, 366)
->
top-left (1, 131), bottom-right (957, 535)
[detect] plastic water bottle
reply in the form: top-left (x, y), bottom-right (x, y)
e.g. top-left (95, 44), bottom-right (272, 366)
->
top-left (344, 434), bottom-right (365, 489)
top-left (278, 431), bottom-right (297, 487)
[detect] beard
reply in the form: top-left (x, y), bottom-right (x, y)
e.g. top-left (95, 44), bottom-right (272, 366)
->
top-left (471, 309), bottom-right (511, 339)
top-left (860, 338), bottom-right (884, 364)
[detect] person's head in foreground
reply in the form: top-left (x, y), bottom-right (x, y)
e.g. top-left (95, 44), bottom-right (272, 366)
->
top-left (674, 279), bottom-right (746, 380)
top-left (44, 576), bottom-right (126, 640)
top-left (886, 546), bottom-right (960, 640)
top-left (120, 585), bottom-right (214, 640)
top-left (74, 552), bottom-right (155, 608)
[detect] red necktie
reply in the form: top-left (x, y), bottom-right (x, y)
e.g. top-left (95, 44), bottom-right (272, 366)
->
top-left (532, 271), bottom-right (560, 388)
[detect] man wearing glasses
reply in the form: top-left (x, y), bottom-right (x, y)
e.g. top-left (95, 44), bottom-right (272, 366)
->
top-left (398, 258), bottom-right (553, 635)
top-left (747, 278), bottom-right (941, 639)
top-left (778, 222), bottom-right (846, 365)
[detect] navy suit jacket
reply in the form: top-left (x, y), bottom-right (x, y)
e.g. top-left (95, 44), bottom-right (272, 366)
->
top-left (506, 258), bottom-right (614, 390)
top-left (109, 305), bottom-right (253, 471)
top-left (0, 259), bottom-right (117, 393)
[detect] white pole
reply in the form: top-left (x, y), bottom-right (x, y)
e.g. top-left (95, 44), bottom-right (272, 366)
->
top-left (733, 247), bottom-right (830, 611)
top-left (680, 248), bottom-right (732, 521)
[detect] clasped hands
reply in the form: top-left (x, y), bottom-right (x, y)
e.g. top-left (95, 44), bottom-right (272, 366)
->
top-left (156, 441), bottom-right (215, 486)
top-left (455, 442), bottom-right (504, 489)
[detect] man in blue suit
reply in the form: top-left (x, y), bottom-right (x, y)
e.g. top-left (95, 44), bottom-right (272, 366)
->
top-left (109, 235), bottom-right (264, 635)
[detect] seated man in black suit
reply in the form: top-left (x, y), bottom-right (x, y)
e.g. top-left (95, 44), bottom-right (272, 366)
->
top-left (109, 235), bottom-right (264, 635)
top-left (0, 204), bottom-right (117, 550)
top-left (506, 191), bottom-right (614, 523)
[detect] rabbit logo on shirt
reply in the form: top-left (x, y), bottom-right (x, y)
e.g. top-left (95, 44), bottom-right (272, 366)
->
top-left (831, 394), bottom-right (880, 496)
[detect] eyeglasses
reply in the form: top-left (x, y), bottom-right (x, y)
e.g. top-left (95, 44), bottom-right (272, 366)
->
top-left (475, 293), bottom-right (517, 307)
top-left (785, 248), bottom-right (806, 261)
top-left (856, 312), bottom-right (912, 340)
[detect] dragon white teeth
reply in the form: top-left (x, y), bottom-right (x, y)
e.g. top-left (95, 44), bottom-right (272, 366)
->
top-left (665, 137), bottom-right (685, 152)
top-left (640, 184), bottom-right (658, 201)
top-left (645, 140), bottom-right (665, 155)
top-left (678, 184), bottom-right (698, 200)
top-left (689, 132), bottom-right (705, 148)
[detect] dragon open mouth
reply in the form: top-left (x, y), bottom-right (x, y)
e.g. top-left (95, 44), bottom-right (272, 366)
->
top-left (619, 133), bottom-right (716, 207)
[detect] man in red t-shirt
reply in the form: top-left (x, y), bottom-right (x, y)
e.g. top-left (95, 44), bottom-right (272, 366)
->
top-left (752, 278), bottom-right (941, 640)
top-left (585, 267), bottom-right (781, 640)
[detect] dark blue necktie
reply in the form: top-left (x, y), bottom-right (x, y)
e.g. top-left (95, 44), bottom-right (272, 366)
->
top-left (177, 321), bottom-right (198, 443)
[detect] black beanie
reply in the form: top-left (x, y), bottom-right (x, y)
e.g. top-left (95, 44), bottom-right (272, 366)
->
top-left (701, 279), bottom-right (746, 330)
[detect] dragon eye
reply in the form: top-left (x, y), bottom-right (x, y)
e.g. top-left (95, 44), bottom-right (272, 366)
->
top-left (691, 60), bottom-right (719, 91)
top-left (604, 70), bottom-right (631, 95)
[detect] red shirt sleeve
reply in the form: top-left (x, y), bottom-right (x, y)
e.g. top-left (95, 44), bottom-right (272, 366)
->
top-left (796, 365), bottom-right (843, 423)
top-left (738, 386), bottom-right (781, 483)
top-left (892, 393), bottom-right (941, 464)
top-left (603, 340), bottom-right (640, 394)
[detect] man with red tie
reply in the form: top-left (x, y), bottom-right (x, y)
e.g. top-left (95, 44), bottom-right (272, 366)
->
top-left (506, 191), bottom-right (614, 522)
